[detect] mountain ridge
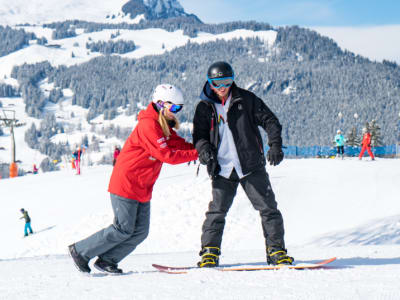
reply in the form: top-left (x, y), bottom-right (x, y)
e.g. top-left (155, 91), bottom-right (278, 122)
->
top-left (0, 0), bottom-right (197, 25)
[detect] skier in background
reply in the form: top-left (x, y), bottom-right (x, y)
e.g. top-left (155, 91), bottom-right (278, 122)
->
top-left (72, 146), bottom-right (82, 175)
top-left (359, 128), bottom-right (375, 160)
top-left (20, 208), bottom-right (33, 237)
top-left (334, 130), bottom-right (346, 159)
top-left (33, 164), bottom-right (38, 174)
top-left (193, 61), bottom-right (293, 268)
top-left (113, 145), bottom-right (121, 166)
top-left (68, 84), bottom-right (198, 274)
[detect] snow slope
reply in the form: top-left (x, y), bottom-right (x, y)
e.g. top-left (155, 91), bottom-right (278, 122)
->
top-left (1, 158), bottom-right (400, 299)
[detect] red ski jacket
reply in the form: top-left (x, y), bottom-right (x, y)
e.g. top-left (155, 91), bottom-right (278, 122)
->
top-left (108, 103), bottom-right (198, 202)
top-left (361, 132), bottom-right (371, 146)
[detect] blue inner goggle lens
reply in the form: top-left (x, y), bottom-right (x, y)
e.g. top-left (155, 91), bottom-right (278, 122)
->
top-left (156, 101), bottom-right (183, 113)
top-left (169, 104), bottom-right (183, 113)
top-left (207, 76), bottom-right (234, 89)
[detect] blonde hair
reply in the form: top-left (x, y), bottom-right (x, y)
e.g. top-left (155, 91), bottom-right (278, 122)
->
top-left (158, 108), bottom-right (180, 137)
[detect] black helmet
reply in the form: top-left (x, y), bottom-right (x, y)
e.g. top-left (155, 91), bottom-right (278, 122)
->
top-left (207, 61), bottom-right (234, 79)
top-left (20, 208), bottom-right (24, 212)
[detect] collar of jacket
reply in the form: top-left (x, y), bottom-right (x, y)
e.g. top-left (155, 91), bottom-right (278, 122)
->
top-left (138, 102), bottom-right (159, 122)
top-left (200, 81), bottom-right (241, 105)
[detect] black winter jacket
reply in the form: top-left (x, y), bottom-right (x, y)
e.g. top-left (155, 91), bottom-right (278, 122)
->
top-left (20, 211), bottom-right (31, 223)
top-left (193, 82), bottom-right (282, 175)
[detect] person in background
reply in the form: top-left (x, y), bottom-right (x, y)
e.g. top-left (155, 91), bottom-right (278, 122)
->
top-left (359, 128), bottom-right (375, 160)
top-left (72, 146), bottom-right (82, 175)
top-left (113, 146), bottom-right (121, 166)
top-left (20, 208), bottom-right (33, 237)
top-left (334, 130), bottom-right (346, 159)
top-left (193, 61), bottom-right (293, 268)
top-left (68, 84), bottom-right (198, 274)
top-left (33, 164), bottom-right (38, 174)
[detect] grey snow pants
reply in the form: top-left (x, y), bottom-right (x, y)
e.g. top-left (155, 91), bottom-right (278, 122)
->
top-left (200, 168), bottom-right (285, 250)
top-left (75, 193), bottom-right (150, 265)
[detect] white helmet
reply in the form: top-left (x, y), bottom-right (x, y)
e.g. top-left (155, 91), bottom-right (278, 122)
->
top-left (152, 84), bottom-right (184, 105)
top-left (337, 129), bottom-right (341, 134)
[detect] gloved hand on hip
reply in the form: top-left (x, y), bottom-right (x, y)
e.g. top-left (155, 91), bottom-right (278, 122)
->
top-left (267, 144), bottom-right (284, 166)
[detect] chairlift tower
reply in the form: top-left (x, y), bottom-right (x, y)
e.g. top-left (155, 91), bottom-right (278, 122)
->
top-left (0, 109), bottom-right (23, 177)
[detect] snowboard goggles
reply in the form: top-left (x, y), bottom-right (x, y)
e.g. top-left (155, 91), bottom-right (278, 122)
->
top-left (156, 100), bottom-right (183, 113)
top-left (207, 76), bottom-right (234, 89)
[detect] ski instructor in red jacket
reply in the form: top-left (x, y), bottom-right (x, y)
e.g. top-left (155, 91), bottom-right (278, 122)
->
top-left (358, 127), bottom-right (375, 160)
top-left (68, 84), bottom-right (198, 274)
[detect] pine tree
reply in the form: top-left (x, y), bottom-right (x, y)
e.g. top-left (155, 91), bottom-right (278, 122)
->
top-left (346, 127), bottom-right (360, 147)
top-left (370, 119), bottom-right (383, 147)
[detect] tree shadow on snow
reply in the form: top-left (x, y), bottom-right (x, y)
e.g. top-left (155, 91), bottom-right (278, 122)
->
top-left (220, 256), bottom-right (400, 269)
top-left (331, 257), bottom-right (400, 268)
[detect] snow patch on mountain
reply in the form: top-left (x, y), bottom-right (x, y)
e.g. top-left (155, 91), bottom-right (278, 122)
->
top-left (0, 27), bottom-right (277, 79)
top-left (0, 0), bottom-right (132, 25)
top-left (0, 0), bottom-right (193, 26)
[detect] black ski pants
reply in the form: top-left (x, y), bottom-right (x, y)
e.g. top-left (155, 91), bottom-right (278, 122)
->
top-left (337, 146), bottom-right (344, 155)
top-left (200, 167), bottom-right (285, 250)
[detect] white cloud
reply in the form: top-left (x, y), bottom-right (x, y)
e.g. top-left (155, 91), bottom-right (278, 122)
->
top-left (311, 25), bottom-right (400, 64)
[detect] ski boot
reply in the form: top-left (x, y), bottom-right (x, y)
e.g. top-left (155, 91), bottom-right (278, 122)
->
top-left (68, 244), bottom-right (91, 273)
top-left (197, 247), bottom-right (220, 268)
top-left (267, 246), bottom-right (294, 266)
top-left (94, 258), bottom-right (123, 274)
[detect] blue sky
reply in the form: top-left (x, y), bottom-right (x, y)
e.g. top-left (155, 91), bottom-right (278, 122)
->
top-left (179, 0), bottom-right (400, 26)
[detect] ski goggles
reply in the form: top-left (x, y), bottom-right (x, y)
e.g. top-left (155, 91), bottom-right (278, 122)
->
top-left (207, 76), bottom-right (234, 89)
top-left (156, 100), bottom-right (183, 113)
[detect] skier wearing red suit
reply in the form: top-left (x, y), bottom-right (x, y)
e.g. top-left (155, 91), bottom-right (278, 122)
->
top-left (359, 128), bottom-right (375, 160)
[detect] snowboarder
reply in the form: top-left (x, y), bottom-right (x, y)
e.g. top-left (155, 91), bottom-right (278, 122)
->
top-left (113, 146), bottom-right (120, 166)
top-left (334, 130), bottom-right (346, 159)
top-left (72, 146), bottom-right (82, 175)
top-left (68, 84), bottom-right (198, 274)
top-left (193, 61), bottom-right (293, 267)
top-left (20, 208), bottom-right (33, 237)
top-left (359, 128), bottom-right (375, 160)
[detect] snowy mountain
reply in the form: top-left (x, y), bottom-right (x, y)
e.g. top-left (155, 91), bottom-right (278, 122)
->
top-left (1, 0), bottom-right (400, 175)
top-left (0, 0), bottom-right (196, 25)
top-left (122, 0), bottom-right (199, 21)
top-left (1, 2), bottom-right (400, 298)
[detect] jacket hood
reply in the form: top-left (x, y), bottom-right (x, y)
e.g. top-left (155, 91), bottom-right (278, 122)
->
top-left (138, 103), bottom-right (159, 121)
top-left (200, 82), bottom-right (238, 104)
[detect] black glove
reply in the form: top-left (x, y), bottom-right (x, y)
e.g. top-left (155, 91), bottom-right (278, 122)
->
top-left (197, 142), bottom-right (220, 179)
top-left (267, 144), bottom-right (284, 166)
top-left (207, 159), bottom-right (221, 180)
top-left (198, 143), bottom-right (216, 165)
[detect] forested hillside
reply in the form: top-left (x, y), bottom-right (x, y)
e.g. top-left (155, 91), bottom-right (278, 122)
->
top-left (9, 23), bottom-right (400, 146)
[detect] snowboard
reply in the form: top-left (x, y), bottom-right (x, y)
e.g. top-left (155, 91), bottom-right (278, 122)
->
top-left (152, 257), bottom-right (336, 274)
